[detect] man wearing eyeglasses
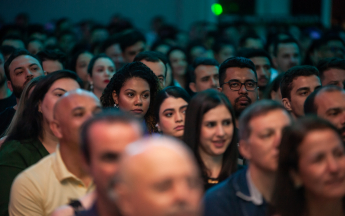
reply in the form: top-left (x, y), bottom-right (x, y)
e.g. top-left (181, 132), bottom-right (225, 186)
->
top-left (218, 57), bottom-right (259, 125)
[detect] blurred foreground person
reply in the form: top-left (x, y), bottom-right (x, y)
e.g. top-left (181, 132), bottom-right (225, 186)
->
top-left (204, 100), bottom-right (292, 216)
top-left (9, 90), bottom-right (101, 216)
top-left (273, 117), bottom-right (345, 216)
top-left (281, 66), bottom-right (321, 118)
top-left (304, 86), bottom-right (345, 142)
top-left (317, 58), bottom-right (345, 89)
top-left (183, 89), bottom-right (238, 190)
top-left (53, 110), bottom-right (143, 216)
top-left (113, 136), bottom-right (203, 216)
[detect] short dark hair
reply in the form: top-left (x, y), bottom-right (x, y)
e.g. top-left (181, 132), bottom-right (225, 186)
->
top-left (273, 116), bottom-right (342, 216)
top-left (239, 99), bottom-right (290, 140)
top-left (280, 65), bottom-right (320, 100)
top-left (87, 54), bottom-right (114, 76)
top-left (304, 85), bottom-right (343, 115)
top-left (239, 33), bottom-right (262, 48)
top-left (218, 57), bottom-right (257, 86)
top-left (133, 51), bottom-right (168, 76)
top-left (273, 37), bottom-right (300, 57)
top-left (36, 49), bottom-right (67, 68)
top-left (80, 109), bottom-right (142, 164)
top-left (4, 49), bottom-right (42, 81)
top-left (240, 48), bottom-right (272, 66)
top-left (119, 30), bottom-right (146, 52)
top-left (100, 34), bottom-right (121, 53)
top-left (190, 57), bottom-right (219, 82)
top-left (316, 57), bottom-right (345, 80)
top-left (154, 86), bottom-right (190, 122)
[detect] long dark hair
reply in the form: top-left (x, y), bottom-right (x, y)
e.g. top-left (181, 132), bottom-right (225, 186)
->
top-left (6, 70), bottom-right (83, 142)
top-left (272, 116), bottom-right (344, 216)
top-left (183, 89), bottom-right (238, 183)
top-left (100, 61), bottom-right (159, 133)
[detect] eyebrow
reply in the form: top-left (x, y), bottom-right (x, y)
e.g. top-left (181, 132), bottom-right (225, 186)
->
top-left (163, 108), bottom-right (175, 113)
top-left (326, 107), bottom-right (343, 113)
top-left (14, 63), bottom-right (38, 72)
top-left (180, 105), bottom-right (188, 110)
top-left (296, 87), bottom-right (310, 92)
top-left (53, 88), bottom-right (67, 92)
top-left (72, 107), bottom-right (85, 112)
top-left (228, 79), bottom-right (255, 82)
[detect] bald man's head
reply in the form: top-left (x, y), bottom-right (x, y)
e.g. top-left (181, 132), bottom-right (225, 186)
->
top-left (113, 136), bottom-right (203, 216)
top-left (50, 89), bottom-right (102, 148)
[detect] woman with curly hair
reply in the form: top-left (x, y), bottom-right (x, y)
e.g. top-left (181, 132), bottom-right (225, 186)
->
top-left (101, 61), bottom-right (159, 133)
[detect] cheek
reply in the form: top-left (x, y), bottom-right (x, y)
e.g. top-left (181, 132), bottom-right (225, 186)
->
top-left (299, 162), bottom-right (325, 190)
top-left (159, 117), bottom-right (174, 133)
top-left (142, 97), bottom-right (151, 111)
top-left (41, 96), bottom-right (58, 121)
top-left (118, 95), bottom-right (133, 111)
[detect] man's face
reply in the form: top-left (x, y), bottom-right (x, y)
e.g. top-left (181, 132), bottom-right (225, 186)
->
top-left (240, 109), bottom-right (291, 172)
top-left (243, 38), bottom-right (264, 49)
top-left (190, 65), bottom-right (219, 92)
top-left (105, 43), bottom-right (124, 69)
top-left (274, 43), bottom-right (301, 73)
top-left (314, 91), bottom-right (345, 142)
top-left (283, 75), bottom-right (321, 118)
top-left (8, 55), bottom-right (44, 98)
top-left (120, 146), bottom-right (203, 216)
top-left (249, 57), bottom-right (271, 88)
top-left (42, 60), bottom-right (63, 74)
top-left (219, 67), bottom-right (259, 118)
top-left (141, 59), bottom-right (165, 88)
top-left (123, 41), bottom-right (146, 63)
top-left (55, 94), bottom-right (101, 148)
top-left (88, 122), bottom-right (141, 200)
top-left (321, 68), bottom-right (345, 89)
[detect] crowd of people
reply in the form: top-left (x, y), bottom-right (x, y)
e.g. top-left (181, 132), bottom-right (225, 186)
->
top-left (0, 13), bottom-right (345, 216)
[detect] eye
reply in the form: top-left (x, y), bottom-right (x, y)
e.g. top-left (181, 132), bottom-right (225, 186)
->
top-left (334, 148), bottom-right (345, 158)
top-left (246, 82), bottom-right (255, 87)
top-left (74, 111), bottom-right (84, 117)
top-left (259, 131), bottom-right (274, 139)
top-left (165, 112), bottom-right (173, 117)
top-left (142, 94), bottom-right (150, 99)
top-left (206, 122), bottom-right (216, 128)
top-left (127, 93), bottom-right (134, 97)
top-left (230, 82), bottom-right (239, 87)
top-left (222, 120), bottom-right (231, 126)
top-left (299, 91), bottom-right (308, 96)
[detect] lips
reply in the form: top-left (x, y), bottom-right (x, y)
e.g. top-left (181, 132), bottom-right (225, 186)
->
top-left (104, 79), bottom-right (110, 83)
top-left (131, 109), bottom-right (143, 114)
top-left (174, 125), bottom-right (184, 131)
top-left (212, 140), bottom-right (226, 148)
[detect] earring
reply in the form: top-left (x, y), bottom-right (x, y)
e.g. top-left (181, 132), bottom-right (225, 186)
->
top-left (90, 83), bottom-right (93, 91)
top-left (114, 103), bottom-right (119, 108)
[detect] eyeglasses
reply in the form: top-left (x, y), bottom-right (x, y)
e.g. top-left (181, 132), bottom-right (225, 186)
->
top-left (222, 80), bottom-right (258, 91)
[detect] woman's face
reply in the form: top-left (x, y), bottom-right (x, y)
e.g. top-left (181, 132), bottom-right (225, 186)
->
top-left (294, 129), bottom-right (345, 199)
top-left (158, 97), bottom-right (188, 138)
top-left (113, 77), bottom-right (151, 118)
top-left (76, 52), bottom-right (93, 82)
top-left (199, 104), bottom-right (234, 156)
top-left (91, 57), bottom-right (116, 91)
top-left (169, 50), bottom-right (187, 76)
top-left (39, 78), bottom-right (80, 123)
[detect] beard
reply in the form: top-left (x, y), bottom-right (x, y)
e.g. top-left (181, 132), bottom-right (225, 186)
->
top-left (11, 83), bottom-right (24, 99)
top-left (234, 95), bottom-right (252, 118)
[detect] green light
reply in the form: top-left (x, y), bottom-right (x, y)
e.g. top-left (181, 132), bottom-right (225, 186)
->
top-left (211, 3), bottom-right (223, 16)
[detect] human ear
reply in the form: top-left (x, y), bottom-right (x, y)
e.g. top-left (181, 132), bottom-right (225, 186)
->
top-left (238, 139), bottom-right (252, 160)
top-left (50, 119), bottom-right (63, 139)
top-left (282, 98), bottom-right (292, 111)
top-left (217, 87), bottom-right (223, 92)
top-left (112, 90), bottom-right (119, 105)
top-left (7, 80), bottom-right (13, 92)
top-left (289, 170), bottom-right (303, 188)
top-left (189, 82), bottom-right (197, 93)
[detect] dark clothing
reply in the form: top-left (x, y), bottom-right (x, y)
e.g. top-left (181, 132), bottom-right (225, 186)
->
top-left (0, 139), bottom-right (49, 216)
top-left (204, 168), bottom-right (267, 216)
top-left (0, 93), bottom-right (16, 113)
top-left (0, 107), bottom-right (15, 136)
top-left (205, 177), bottom-right (220, 191)
top-left (76, 203), bottom-right (98, 216)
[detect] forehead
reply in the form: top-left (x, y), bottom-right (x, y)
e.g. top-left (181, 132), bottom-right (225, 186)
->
top-left (195, 65), bottom-right (218, 75)
top-left (249, 57), bottom-right (270, 66)
top-left (160, 97), bottom-right (188, 112)
top-left (141, 60), bottom-right (165, 71)
top-left (315, 91), bottom-right (345, 110)
top-left (122, 77), bottom-right (150, 91)
top-left (9, 55), bottom-right (41, 71)
top-left (224, 67), bottom-right (256, 82)
top-left (249, 109), bottom-right (291, 132)
top-left (322, 68), bottom-right (345, 79)
top-left (77, 52), bottom-right (93, 61)
top-left (60, 95), bottom-right (99, 111)
top-left (170, 50), bottom-right (185, 58)
top-left (278, 43), bottom-right (299, 54)
top-left (94, 57), bottom-right (114, 66)
top-left (291, 75), bottom-right (321, 91)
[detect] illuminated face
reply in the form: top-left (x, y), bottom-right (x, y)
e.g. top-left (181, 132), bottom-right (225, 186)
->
top-left (141, 59), bottom-right (165, 88)
top-left (190, 65), bottom-right (219, 92)
top-left (42, 60), bottom-right (63, 74)
top-left (275, 43), bottom-right (301, 73)
top-left (90, 58), bottom-right (116, 93)
top-left (105, 43), bottom-right (124, 69)
top-left (249, 57), bottom-right (271, 88)
top-left (76, 52), bottom-right (93, 82)
top-left (321, 68), bottom-right (345, 89)
top-left (169, 50), bottom-right (187, 77)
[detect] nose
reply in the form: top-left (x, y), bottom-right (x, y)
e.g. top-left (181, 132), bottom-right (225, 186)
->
top-left (135, 95), bottom-right (142, 105)
top-left (211, 77), bottom-right (218, 87)
top-left (173, 181), bottom-right (189, 203)
top-left (216, 124), bottom-right (225, 137)
top-left (238, 83), bottom-right (248, 95)
top-left (175, 112), bottom-right (183, 123)
top-left (273, 131), bottom-right (281, 148)
top-left (339, 111), bottom-right (345, 126)
top-left (327, 156), bottom-right (340, 173)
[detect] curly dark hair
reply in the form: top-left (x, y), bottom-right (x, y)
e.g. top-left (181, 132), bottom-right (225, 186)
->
top-left (101, 61), bottom-right (159, 133)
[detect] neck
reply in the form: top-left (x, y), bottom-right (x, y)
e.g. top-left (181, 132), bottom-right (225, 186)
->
top-left (96, 192), bottom-right (119, 216)
top-left (174, 75), bottom-right (185, 88)
top-left (39, 120), bottom-right (59, 154)
top-left (199, 148), bottom-right (223, 178)
top-left (0, 83), bottom-right (12, 100)
top-left (60, 142), bottom-right (92, 187)
top-left (306, 193), bottom-right (344, 216)
top-left (93, 88), bottom-right (103, 99)
top-left (248, 165), bottom-right (276, 202)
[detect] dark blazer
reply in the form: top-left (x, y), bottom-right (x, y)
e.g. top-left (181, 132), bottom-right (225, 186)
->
top-left (76, 203), bottom-right (98, 216)
top-left (203, 168), bottom-right (267, 216)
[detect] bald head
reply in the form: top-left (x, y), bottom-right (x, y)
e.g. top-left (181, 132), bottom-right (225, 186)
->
top-left (114, 136), bottom-right (203, 216)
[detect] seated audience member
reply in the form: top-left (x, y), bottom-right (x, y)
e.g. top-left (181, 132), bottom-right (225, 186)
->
top-left (0, 51), bottom-right (16, 113)
top-left (186, 40), bottom-right (208, 64)
top-left (150, 40), bottom-right (171, 55)
top-left (1, 35), bottom-right (25, 49)
top-left (183, 89), bottom-right (238, 190)
top-left (133, 51), bottom-right (168, 88)
top-left (273, 117), bottom-right (345, 216)
top-left (113, 136), bottom-right (203, 216)
top-left (101, 61), bottom-right (159, 133)
top-left (87, 54), bottom-right (116, 99)
top-left (0, 71), bottom-right (82, 216)
top-left (100, 35), bottom-right (124, 69)
top-left (154, 86), bottom-right (190, 139)
top-left (189, 57), bottom-right (219, 93)
top-left (0, 49), bottom-right (45, 132)
top-left (55, 110), bottom-right (144, 216)
top-left (281, 65), bottom-right (321, 118)
top-left (167, 47), bottom-right (189, 88)
top-left (309, 35), bottom-right (345, 65)
top-left (36, 49), bottom-right (66, 74)
top-left (27, 38), bottom-right (44, 55)
top-left (317, 58), bottom-right (345, 89)
top-left (239, 33), bottom-right (264, 50)
top-left (68, 50), bottom-right (93, 89)
top-left (119, 30), bottom-right (146, 63)
top-left (242, 49), bottom-right (272, 99)
top-left (57, 30), bottom-right (77, 53)
top-left (218, 57), bottom-right (259, 125)
top-left (212, 39), bottom-right (236, 64)
top-left (90, 25), bottom-right (109, 44)
top-left (263, 72), bottom-right (285, 102)
top-left (304, 86), bottom-right (345, 142)
top-left (273, 38), bottom-right (301, 74)
top-left (9, 89), bottom-right (101, 216)
top-left (204, 100), bottom-right (292, 216)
